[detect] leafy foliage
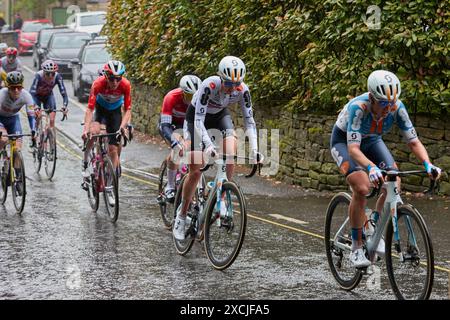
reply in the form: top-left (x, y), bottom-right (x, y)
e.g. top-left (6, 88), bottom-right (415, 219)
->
top-left (105, 0), bottom-right (449, 114)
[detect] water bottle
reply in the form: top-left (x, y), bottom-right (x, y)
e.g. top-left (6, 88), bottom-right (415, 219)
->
top-left (181, 164), bottom-right (188, 175)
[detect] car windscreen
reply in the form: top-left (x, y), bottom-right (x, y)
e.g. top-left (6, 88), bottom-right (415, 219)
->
top-left (40, 30), bottom-right (68, 47)
top-left (82, 46), bottom-right (111, 64)
top-left (22, 22), bottom-right (53, 33)
top-left (51, 34), bottom-right (91, 49)
top-left (80, 14), bottom-right (106, 27)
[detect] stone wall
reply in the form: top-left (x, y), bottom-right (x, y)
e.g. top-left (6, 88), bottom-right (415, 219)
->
top-left (130, 81), bottom-right (450, 195)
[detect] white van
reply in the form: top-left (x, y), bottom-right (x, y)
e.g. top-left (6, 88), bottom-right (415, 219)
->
top-left (68, 11), bottom-right (106, 35)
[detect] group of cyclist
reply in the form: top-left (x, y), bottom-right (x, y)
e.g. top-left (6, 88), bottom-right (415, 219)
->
top-left (0, 46), bottom-right (442, 270)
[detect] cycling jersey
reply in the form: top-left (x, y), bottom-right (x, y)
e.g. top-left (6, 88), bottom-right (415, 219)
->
top-left (335, 93), bottom-right (418, 145)
top-left (0, 56), bottom-right (22, 74)
top-left (159, 88), bottom-right (189, 146)
top-left (190, 76), bottom-right (257, 150)
top-left (0, 87), bottom-right (36, 132)
top-left (29, 70), bottom-right (68, 108)
top-left (88, 76), bottom-right (131, 111)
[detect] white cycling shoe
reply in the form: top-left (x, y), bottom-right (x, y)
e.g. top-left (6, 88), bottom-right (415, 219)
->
top-left (173, 211), bottom-right (186, 241)
top-left (349, 248), bottom-right (371, 268)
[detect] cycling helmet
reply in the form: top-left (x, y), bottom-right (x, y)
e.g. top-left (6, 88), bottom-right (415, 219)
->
top-left (218, 56), bottom-right (246, 83)
top-left (179, 75), bottom-right (201, 94)
top-left (41, 59), bottom-right (59, 72)
top-left (368, 70), bottom-right (401, 102)
top-left (6, 71), bottom-right (24, 87)
top-left (6, 47), bottom-right (18, 56)
top-left (103, 60), bottom-right (126, 77)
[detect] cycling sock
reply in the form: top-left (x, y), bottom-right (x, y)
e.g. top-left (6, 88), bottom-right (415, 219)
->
top-left (167, 168), bottom-right (177, 189)
top-left (351, 228), bottom-right (363, 251)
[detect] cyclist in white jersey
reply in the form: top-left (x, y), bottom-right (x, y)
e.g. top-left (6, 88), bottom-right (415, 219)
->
top-left (0, 71), bottom-right (36, 186)
top-left (173, 56), bottom-right (263, 240)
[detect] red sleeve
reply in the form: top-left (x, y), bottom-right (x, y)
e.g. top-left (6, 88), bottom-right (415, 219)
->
top-left (123, 79), bottom-right (132, 111)
top-left (87, 78), bottom-right (102, 110)
top-left (161, 91), bottom-right (175, 115)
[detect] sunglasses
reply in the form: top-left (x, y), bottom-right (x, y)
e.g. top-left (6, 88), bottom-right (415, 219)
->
top-left (7, 55), bottom-right (16, 59)
top-left (108, 76), bottom-right (122, 82)
top-left (44, 72), bottom-right (55, 77)
top-left (377, 99), bottom-right (395, 108)
top-left (8, 86), bottom-right (23, 91)
top-left (223, 80), bottom-right (241, 88)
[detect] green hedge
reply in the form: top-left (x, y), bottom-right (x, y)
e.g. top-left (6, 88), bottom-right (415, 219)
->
top-left (104, 0), bottom-right (449, 115)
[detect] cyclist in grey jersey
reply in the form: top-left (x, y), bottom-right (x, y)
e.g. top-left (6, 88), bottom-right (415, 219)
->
top-left (173, 56), bottom-right (263, 241)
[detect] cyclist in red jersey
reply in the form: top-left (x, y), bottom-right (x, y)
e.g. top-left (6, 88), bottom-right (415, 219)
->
top-left (81, 60), bottom-right (131, 180)
top-left (159, 75), bottom-right (201, 201)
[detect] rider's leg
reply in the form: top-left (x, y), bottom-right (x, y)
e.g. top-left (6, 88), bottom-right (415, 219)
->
top-left (166, 132), bottom-right (182, 191)
top-left (346, 171), bottom-right (370, 251)
top-left (83, 122), bottom-right (100, 168)
top-left (0, 127), bottom-right (7, 150)
top-left (45, 94), bottom-right (57, 130)
top-left (180, 150), bottom-right (203, 218)
top-left (224, 134), bottom-right (236, 181)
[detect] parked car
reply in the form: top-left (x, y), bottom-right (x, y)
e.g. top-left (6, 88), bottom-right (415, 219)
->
top-left (70, 36), bottom-right (111, 102)
top-left (17, 19), bottom-right (53, 55)
top-left (67, 11), bottom-right (106, 35)
top-left (43, 31), bottom-right (91, 77)
top-left (32, 26), bottom-right (71, 69)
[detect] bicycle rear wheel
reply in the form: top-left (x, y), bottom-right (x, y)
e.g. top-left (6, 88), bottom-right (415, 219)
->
top-left (385, 204), bottom-right (434, 300)
top-left (86, 154), bottom-right (99, 212)
top-left (172, 175), bottom-right (195, 255)
top-left (33, 131), bottom-right (43, 173)
top-left (157, 160), bottom-right (174, 229)
top-left (204, 181), bottom-right (247, 270)
top-left (0, 150), bottom-right (8, 204)
top-left (324, 192), bottom-right (363, 290)
top-left (102, 156), bottom-right (119, 222)
top-left (44, 129), bottom-right (57, 180)
top-left (11, 151), bottom-right (26, 214)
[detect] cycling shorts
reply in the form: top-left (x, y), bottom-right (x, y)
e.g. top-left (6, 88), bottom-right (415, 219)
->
top-left (94, 104), bottom-right (122, 146)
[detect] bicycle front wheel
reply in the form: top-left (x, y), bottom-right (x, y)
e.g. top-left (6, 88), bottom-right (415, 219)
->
top-left (204, 181), bottom-right (247, 270)
top-left (324, 192), bottom-right (363, 290)
top-left (102, 156), bottom-right (119, 223)
top-left (11, 151), bottom-right (26, 214)
top-left (33, 131), bottom-right (43, 173)
top-left (172, 175), bottom-right (195, 255)
top-left (44, 129), bottom-right (57, 180)
top-left (385, 204), bottom-right (434, 300)
top-left (158, 160), bottom-right (173, 229)
top-left (0, 151), bottom-right (8, 204)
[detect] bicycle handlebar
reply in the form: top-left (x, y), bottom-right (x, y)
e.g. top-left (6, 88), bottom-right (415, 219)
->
top-left (366, 169), bottom-right (440, 198)
top-left (200, 153), bottom-right (261, 178)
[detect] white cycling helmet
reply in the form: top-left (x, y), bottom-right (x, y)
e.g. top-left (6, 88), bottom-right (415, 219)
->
top-left (179, 75), bottom-right (201, 94)
top-left (368, 70), bottom-right (401, 102)
top-left (103, 60), bottom-right (126, 77)
top-left (218, 56), bottom-right (246, 83)
top-left (41, 59), bottom-right (58, 72)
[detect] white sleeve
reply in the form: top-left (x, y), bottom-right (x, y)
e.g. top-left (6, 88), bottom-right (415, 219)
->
top-left (194, 81), bottom-right (213, 148)
top-left (239, 85), bottom-right (257, 152)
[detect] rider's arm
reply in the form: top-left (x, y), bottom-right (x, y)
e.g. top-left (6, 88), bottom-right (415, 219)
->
top-left (346, 104), bottom-right (373, 169)
top-left (55, 73), bottom-right (68, 107)
top-left (83, 108), bottom-right (94, 134)
top-left (29, 73), bottom-right (40, 104)
top-left (193, 80), bottom-right (213, 148)
top-left (159, 93), bottom-right (178, 146)
top-left (120, 79), bottom-right (132, 129)
top-left (85, 81), bottom-right (99, 133)
top-left (15, 59), bottom-right (22, 72)
top-left (23, 91), bottom-right (36, 132)
top-left (239, 84), bottom-right (258, 154)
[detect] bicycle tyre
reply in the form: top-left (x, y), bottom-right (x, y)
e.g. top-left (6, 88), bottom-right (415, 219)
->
top-left (158, 160), bottom-right (173, 229)
top-left (172, 175), bottom-right (195, 255)
top-left (385, 204), bottom-right (434, 300)
top-left (87, 154), bottom-right (100, 212)
top-left (102, 156), bottom-right (119, 222)
top-left (204, 181), bottom-right (247, 270)
top-left (324, 192), bottom-right (363, 290)
top-left (11, 151), bottom-right (26, 214)
top-left (0, 150), bottom-right (8, 204)
top-left (33, 131), bottom-right (43, 173)
top-left (44, 129), bottom-right (57, 180)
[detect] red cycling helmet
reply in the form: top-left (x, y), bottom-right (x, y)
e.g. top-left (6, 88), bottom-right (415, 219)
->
top-left (6, 47), bottom-right (18, 56)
